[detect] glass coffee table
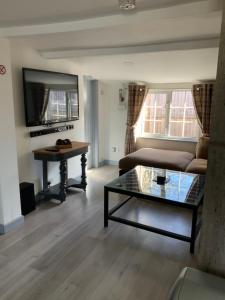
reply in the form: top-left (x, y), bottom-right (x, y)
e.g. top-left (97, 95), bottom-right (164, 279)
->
top-left (104, 165), bottom-right (205, 253)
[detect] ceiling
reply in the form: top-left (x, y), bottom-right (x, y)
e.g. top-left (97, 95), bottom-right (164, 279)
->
top-left (11, 13), bottom-right (221, 51)
top-left (79, 48), bottom-right (218, 82)
top-left (0, 0), bottom-right (222, 82)
top-left (0, 0), bottom-right (208, 26)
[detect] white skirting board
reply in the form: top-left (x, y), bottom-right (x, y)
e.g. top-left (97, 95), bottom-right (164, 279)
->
top-left (101, 160), bottom-right (118, 166)
top-left (0, 216), bottom-right (24, 235)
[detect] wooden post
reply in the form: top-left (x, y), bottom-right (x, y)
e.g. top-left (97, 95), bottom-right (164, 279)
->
top-left (198, 6), bottom-right (225, 276)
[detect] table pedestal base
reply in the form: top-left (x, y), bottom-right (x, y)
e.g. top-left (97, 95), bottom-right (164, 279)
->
top-left (38, 153), bottom-right (87, 203)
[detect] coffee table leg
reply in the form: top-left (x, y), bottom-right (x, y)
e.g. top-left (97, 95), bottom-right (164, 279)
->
top-left (104, 187), bottom-right (108, 227)
top-left (190, 208), bottom-right (198, 254)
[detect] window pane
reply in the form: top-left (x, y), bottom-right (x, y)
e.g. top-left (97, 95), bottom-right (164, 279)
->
top-left (144, 121), bottom-right (154, 133)
top-left (184, 122), bottom-right (199, 137)
top-left (155, 120), bottom-right (165, 134)
top-left (171, 91), bottom-right (186, 107)
top-left (169, 122), bottom-right (183, 137)
top-left (170, 108), bottom-right (184, 121)
top-left (169, 90), bottom-right (199, 138)
top-left (185, 91), bottom-right (194, 107)
top-left (144, 107), bottom-right (155, 120)
top-left (155, 94), bottom-right (166, 106)
top-left (155, 107), bottom-right (165, 120)
top-left (185, 108), bottom-right (196, 121)
top-left (140, 90), bottom-right (199, 139)
top-left (142, 93), bottom-right (167, 135)
top-left (145, 94), bottom-right (156, 106)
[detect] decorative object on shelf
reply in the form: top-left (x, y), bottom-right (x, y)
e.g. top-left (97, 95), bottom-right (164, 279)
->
top-left (56, 139), bottom-right (72, 149)
top-left (119, 0), bottom-right (136, 10)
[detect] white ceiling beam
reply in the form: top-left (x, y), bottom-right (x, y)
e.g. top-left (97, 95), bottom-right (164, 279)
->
top-left (40, 37), bottom-right (219, 59)
top-left (0, 0), bottom-right (221, 38)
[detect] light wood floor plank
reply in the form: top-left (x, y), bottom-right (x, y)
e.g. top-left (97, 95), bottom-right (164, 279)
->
top-left (0, 166), bottom-right (196, 300)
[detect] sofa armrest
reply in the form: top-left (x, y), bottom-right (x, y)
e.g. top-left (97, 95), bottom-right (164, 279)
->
top-left (185, 159), bottom-right (207, 174)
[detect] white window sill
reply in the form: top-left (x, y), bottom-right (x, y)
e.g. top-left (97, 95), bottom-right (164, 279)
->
top-left (138, 135), bottom-right (198, 143)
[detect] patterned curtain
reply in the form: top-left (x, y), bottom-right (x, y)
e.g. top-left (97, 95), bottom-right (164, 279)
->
top-left (125, 84), bottom-right (147, 155)
top-left (192, 83), bottom-right (215, 137)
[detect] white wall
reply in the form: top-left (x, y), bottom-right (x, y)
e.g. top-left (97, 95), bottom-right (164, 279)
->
top-left (10, 41), bottom-right (85, 193)
top-left (0, 39), bottom-right (22, 227)
top-left (98, 81), bottom-right (107, 163)
top-left (99, 80), bottom-right (127, 163)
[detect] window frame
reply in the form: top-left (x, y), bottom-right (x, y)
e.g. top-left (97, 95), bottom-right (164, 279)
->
top-left (138, 88), bottom-right (200, 142)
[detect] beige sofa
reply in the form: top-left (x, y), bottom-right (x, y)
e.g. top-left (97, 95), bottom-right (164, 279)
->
top-left (119, 137), bottom-right (208, 175)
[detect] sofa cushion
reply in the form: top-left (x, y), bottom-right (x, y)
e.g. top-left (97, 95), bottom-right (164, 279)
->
top-left (196, 136), bottom-right (209, 159)
top-left (119, 148), bottom-right (195, 172)
top-left (185, 158), bottom-right (207, 174)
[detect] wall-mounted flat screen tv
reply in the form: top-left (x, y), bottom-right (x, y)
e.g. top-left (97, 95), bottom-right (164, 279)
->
top-left (23, 68), bottom-right (79, 127)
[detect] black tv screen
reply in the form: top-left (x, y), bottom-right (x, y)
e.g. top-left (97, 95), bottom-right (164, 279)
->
top-left (23, 68), bottom-right (79, 127)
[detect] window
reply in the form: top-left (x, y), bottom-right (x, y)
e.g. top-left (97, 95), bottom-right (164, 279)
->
top-left (139, 89), bottom-right (199, 140)
top-left (47, 90), bottom-right (67, 120)
top-left (45, 90), bottom-right (79, 121)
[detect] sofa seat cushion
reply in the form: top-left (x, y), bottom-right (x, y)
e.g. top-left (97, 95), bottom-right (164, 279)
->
top-left (185, 158), bottom-right (207, 174)
top-left (119, 148), bottom-right (195, 172)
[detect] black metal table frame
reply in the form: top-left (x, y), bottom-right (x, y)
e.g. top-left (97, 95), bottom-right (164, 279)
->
top-left (104, 186), bottom-right (203, 254)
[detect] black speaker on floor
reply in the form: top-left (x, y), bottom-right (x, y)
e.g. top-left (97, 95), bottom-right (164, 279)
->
top-left (19, 182), bottom-right (36, 216)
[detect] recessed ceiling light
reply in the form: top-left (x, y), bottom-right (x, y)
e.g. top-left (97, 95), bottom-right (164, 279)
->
top-left (119, 0), bottom-right (136, 10)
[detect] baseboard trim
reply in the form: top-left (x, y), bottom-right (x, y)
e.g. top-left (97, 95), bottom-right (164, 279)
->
top-left (89, 160), bottom-right (119, 168)
top-left (98, 161), bottom-right (105, 167)
top-left (103, 160), bottom-right (118, 166)
top-left (0, 215), bottom-right (24, 235)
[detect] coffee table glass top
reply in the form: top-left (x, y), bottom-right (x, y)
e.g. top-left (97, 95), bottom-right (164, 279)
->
top-left (105, 166), bottom-right (205, 206)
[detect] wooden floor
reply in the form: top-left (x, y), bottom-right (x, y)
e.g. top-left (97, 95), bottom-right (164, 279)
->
top-left (0, 166), bottom-right (197, 300)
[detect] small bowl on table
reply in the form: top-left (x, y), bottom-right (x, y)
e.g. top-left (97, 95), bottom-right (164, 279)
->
top-left (56, 139), bottom-right (72, 149)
